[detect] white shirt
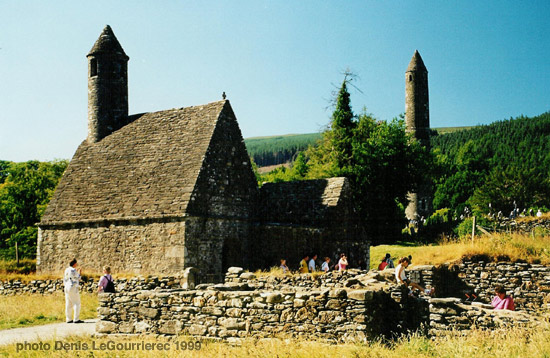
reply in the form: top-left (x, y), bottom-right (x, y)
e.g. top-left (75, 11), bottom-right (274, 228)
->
top-left (308, 258), bottom-right (316, 272)
top-left (63, 266), bottom-right (80, 290)
top-left (395, 263), bottom-right (407, 283)
top-left (321, 261), bottom-right (329, 272)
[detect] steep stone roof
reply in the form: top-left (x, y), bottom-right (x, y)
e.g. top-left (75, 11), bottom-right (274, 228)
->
top-left (406, 50), bottom-right (427, 73)
top-left (258, 177), bottom-right (350, 226)
top-left (41, 100), bottom-right (228, 225)
top-left (87, 25), bottom-right (129, 59)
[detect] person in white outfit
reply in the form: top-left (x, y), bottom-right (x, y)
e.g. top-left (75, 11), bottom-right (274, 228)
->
top-left (64, 258), bottom-right (83, 323)
top-left (395, 256), bottom-right (434, 296)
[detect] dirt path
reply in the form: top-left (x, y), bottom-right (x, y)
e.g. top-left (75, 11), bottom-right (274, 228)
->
top-left (0, 319), bottom-right (98, 346)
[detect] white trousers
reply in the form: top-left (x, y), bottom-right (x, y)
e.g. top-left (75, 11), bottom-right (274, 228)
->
top-left (65, 288), bottom-right (81, 322)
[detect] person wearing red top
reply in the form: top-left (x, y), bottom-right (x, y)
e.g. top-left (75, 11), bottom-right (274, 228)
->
top-left (377, 257), bottom-right (388, 270)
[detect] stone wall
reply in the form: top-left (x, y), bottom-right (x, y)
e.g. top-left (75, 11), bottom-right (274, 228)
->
top-left (96, 277), bottom-right (428, 341)
top-left (37, 216), bottom-right (251, 282)
top-left (0, 276), bottom-right (184, 296)
top-left (408, 262), bottom-right (550, 314)
top-left (492, 217), bottom-right (550, 234)
top-left (428, 297), bottom-right (544, 336)
top-left (254, 178), bottom-right (370, 271)
top-left (93, 263), bottom-right (550, 341)
top-left (252, 225), bottom-right (370, 273)
top-left (37, 220), bottom-right (187, 275)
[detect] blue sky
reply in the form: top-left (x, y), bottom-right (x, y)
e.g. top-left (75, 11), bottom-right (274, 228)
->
top-left (1, 1), bottom-right (549, 161)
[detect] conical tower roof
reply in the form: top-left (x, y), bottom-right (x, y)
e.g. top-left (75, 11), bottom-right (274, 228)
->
top-left (406, 50), bottom-right (427, 72)
top-left (87, 25), bottom-right (128, 59)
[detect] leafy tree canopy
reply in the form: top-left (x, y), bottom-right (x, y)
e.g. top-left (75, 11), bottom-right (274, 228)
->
top-left (0, 160), bottom-right (68, 258)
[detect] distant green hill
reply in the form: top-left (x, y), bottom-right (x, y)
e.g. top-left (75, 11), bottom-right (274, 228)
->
top-left (431, 113), bottom-right (550, 171)
top-left (244, 126), bottom-right (474, 167)
top-left (430, 112), bottom-right (550, 214)
top-left (245, 133), bottom-right (322, 167)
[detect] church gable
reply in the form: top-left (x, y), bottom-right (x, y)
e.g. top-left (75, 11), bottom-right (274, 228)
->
top-left (187, 101), bottom-right (258, 219)
top-left (40, 101), bottom-right (226, 225)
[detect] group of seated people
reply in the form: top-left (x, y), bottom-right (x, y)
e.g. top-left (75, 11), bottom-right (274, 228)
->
top-left (283, 252), bottom-right (516, 311)
top-left (279, 253), bottom-right (359, 274)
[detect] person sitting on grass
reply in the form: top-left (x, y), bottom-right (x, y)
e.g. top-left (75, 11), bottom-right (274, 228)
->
top-left (385, 253), bottom-right (395, 268)
top-left (491, 285), bottom-right (515, 311)
top-left (395, 257), bottom-right (434, 296)
top-left (378, 257), bottom-right (388, 270)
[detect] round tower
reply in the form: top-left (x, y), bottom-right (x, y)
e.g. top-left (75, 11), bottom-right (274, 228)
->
top-left (405, 50), bottom-right (432, 221)
top-left (87, 25), bottom-right (129, 143)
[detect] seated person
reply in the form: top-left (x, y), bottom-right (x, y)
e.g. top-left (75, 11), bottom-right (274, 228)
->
top-left (377, 257), bottom-right (388, 270)
top-left (280, 259), bottom-right (289, 274)
top-left (491, 286), bottom-right (515, 311)
top-left (385, 253), bottom-right (395, 268)
top-left (298, 255), bottom-right (309, 274)
top-left (395, 257), bottom-right (434, 296)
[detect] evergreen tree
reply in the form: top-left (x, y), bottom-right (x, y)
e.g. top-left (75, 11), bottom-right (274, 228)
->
top-left (330, 75), bottom-right (356, 169)
top-left (306, 74), bottom-right (431, 244)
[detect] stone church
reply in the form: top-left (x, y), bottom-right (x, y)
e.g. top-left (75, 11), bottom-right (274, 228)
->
top-left (37, 26), bottom-right (369, 281)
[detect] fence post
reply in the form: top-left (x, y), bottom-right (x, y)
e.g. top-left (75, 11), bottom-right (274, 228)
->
top-left (15, 241), bottom-right (19, 266)
top-left (471, 216), bottom-right (476, 243)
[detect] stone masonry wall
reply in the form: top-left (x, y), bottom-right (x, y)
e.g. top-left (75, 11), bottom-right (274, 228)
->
top-left (37, 220), bottom-right (187, 275)
top-left (428, 297), bottom-right (545, 336)
top-left (94, 264), bottom-right (550, 341)
top-left (408, 262), bottom-right (550, 314)
top-left (184, 217), bottom-right (251, 283)
top-left (96, 278), bottom-right (428, 341)
top-left (0, 276), bottom-right (184, 296)
top-left (252, 225), bottom-right (370, 273)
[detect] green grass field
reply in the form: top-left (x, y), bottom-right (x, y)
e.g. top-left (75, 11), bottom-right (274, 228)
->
top-left (0, 292), bottom-right (98, 330)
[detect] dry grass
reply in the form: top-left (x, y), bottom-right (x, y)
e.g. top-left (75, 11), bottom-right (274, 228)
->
top-left (515, 212), bottom-right (550, 223)
top-left (0, 264), bottom-right (149, 283)
top-left (1, 326), bottom-right (550, 357)
top-left (371, 232), bottom-right (550, 269)
top-left (253, 266), bottom-right (326, 279)
top-left (0, 292), bottom-right (98, 330)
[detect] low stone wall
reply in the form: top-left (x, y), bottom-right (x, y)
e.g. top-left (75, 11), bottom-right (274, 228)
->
top-left (95, 264), bottom-right (550, 341)
top-left (96, 282), bottom-right (428, 342)
top-left (225, 267), bottom-right (380, 290)
top-left (0, 276), bottom-right (184, 296)
top-left (495, 217), bottom-right (550, 234)
top-left (428, 297), bottom-right (543, 336)
top-left (407, 262), bottom-right (550, 313)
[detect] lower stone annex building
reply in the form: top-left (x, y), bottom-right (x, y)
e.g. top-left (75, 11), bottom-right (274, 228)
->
top-left (37, 26), bottom-right (369, 282)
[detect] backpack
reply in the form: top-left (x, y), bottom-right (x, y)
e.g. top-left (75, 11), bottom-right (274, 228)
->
top-left (103, 275), bottom-right (116, 293)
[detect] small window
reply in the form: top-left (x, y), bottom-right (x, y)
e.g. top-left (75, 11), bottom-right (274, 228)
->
top-left (113, 62), bottom-right (121, 75)
top-left (90, 59), bottom-right (97, 77)
top-left (408, 74), bottom-right (413, 82)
